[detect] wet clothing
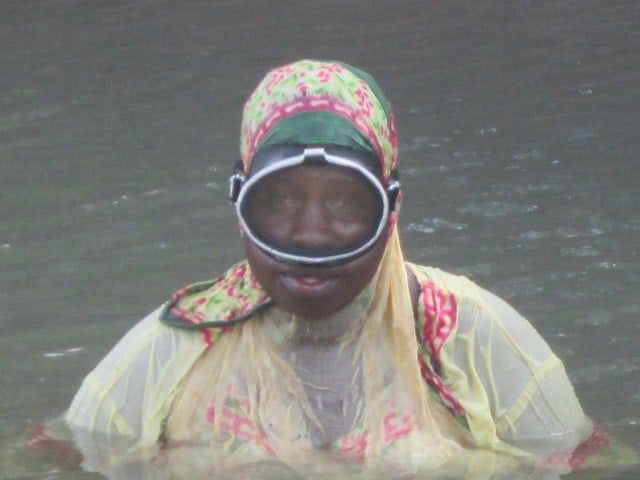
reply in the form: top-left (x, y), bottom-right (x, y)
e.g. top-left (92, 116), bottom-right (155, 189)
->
top-left (65, 256), bottom-right (600, 472)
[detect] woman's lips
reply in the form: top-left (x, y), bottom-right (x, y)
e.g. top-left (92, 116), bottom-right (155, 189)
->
top-left (279, 273), bottom-right (335, 294)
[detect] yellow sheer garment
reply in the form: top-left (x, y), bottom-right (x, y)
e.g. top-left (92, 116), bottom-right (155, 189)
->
top-left (409, 263), bottom-right (593, 460)
top-left (64, 305), bottom-right (209, 461)
top-left (163, 235), bottom-right (468, 473)
top-left (64, 229), bottom-right (592, 474)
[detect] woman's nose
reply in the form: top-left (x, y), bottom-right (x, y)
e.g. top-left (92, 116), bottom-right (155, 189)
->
top-left (289, 201), bottom-right (334, 248)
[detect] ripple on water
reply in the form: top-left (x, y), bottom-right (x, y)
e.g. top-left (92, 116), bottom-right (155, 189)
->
top-left (571, 362), bottom-right (620, 384)
top-left (581, 309), bottom-right (612, 327)
top-left (400, 136), bottom-right (430, 152)
top-left (406, 217), bottom-right (468, 235)
top-left (561, 245), bottom-right (600, 257)
top-left (43, 347), bottom-right (84, 358)
top-left (588, 261), bottom-right (618, 270)
top-left (556, 227), bottom-right (581, 239)
top-left (457, 201), bottom-right (539, 219)
top-left (475, 126), bottom-right (498, 136)
top-left (554, 225), bottom-right (608, 241)
top-left (111, 195), bottom-right (130, 206)
top-left (519, 230), bottom-right (545, 240)
top-left (624, 218), bottom-right (640, 231)
top-left (511, 148), bottom-right (544, 161)
top-left (0, 106), bottom-right (63, 132)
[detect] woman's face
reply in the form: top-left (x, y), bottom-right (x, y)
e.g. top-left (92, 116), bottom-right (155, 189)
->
top-left (242, 148), bottom-right (388, 319)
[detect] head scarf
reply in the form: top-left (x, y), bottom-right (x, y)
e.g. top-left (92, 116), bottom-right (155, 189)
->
top-left (239, 59), bottom-right (398, 183)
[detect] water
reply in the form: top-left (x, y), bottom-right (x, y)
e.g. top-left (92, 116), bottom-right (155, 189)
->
top-left (1, 1), bottom-right (639, 478)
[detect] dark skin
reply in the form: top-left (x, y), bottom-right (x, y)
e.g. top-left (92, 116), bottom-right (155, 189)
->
top-left (245, 236), bottom-right (384, 320)
top-left (243, 145), bottom-right (419, 322)
top-left (244, 237), bottom-right (419, 321)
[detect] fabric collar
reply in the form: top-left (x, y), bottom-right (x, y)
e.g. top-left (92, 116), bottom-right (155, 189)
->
top-left (160, 261), bottom-right (272, 334)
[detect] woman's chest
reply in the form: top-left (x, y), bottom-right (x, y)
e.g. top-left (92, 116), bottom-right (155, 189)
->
top-left (285, 343), bottom-right (363, 448)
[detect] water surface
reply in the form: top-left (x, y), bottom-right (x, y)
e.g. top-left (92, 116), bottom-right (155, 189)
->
top-left (1, 1), bottom-right (639, 478)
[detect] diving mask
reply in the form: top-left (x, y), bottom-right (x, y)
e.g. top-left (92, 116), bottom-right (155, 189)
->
top-left (230, 147), bottom-right (400, 266)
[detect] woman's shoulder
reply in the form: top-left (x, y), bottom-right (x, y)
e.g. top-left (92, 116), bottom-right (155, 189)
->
top-left (64, 304), bottom-right (206, 441)
top-left (65, 261), bottom-right (272, 441)
top-left (405, 262), bottom-right (470, 369)
top-left (405, 261), bottom-right (550, 358)
top-left (406, 262), bottom-right (487, 304)
top-left (405, 262), bottom-right (596, 461)
top-left (405, 262), bottom-right (536, 336)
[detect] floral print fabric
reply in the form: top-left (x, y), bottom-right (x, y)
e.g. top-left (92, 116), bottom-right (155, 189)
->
top-left (239, 59), bottom-right (398, 181)
top-left (161, 261), bottom-right (271, 346)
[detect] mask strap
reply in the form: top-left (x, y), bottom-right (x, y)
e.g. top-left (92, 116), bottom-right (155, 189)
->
top-left (229, 160), bottom-right (246, 204)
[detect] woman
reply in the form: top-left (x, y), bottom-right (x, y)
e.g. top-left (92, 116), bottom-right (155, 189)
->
top-left (61, 60), bottom-right (607, 476)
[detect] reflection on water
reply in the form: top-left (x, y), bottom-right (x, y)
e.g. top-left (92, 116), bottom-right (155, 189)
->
top-left (14, 424), bottom-right (640, 480)
top-left (1, 0), bottom-right (639, 478)
top-left (64, 444), bottom-right (565, 480)
top-left (17, 422), bottom-right (573, 480)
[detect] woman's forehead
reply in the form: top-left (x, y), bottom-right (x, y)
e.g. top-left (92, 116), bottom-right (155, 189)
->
top-left (248, 144), bottom-right (383, 179)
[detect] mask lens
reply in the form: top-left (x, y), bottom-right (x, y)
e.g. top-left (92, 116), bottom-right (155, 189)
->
top-left (240, 163), bottom-right (383, 259)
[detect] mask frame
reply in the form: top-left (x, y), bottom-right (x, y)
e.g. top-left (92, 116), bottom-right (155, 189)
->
top-left (229, 147), bottom-right (400, 267)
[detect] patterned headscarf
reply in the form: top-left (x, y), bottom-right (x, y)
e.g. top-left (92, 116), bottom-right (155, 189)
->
top-left (239, 59), bottom-right (398, 182)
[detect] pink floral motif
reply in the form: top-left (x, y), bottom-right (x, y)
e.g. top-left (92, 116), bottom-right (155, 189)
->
top-left (202, 328), bottom-right (216, 346)
top-left (315, 63), bottom-right (344, 83)
top-left (167, 261), bottom-right (271, 346)
top-left (296, 82), bottom-right (309, 96)
top-left (239, 60), bottom-right (398, 180)
top-left (416, 280), bottom-right (462, 414)
top-left (205, 406), bottom-right (275, 456)
top-left (171, 285), bottom-right (190, 303)
top-left (421, 281), bottom-right (458, 371)
top-left (355, 87), bottom-right (374, 117)
top-left (383, 411), bottom-right (415, 442)
top-left (338, 430), bottom-right (369, 461)
top-left (337, 407), bottom-right (416, 461)
top-left (244, 95), bottom-right (387, 174)
top-left (418, 355), bottom-right (465, 416)
top-left (234, 263), bottom-right (247, 278)
top-left (542, 424), bottom-right (609, 470)
top-left (316, 69), bottom-right (331, 83)
top-left (263, 65), bottom-right (295, 94)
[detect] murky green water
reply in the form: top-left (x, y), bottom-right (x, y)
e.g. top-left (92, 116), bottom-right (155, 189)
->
top-left (1, 1), bottom-right (639, 478)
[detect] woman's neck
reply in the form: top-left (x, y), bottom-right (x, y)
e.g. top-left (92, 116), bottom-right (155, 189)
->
top-left (266, 281), bottom-right (374, 346)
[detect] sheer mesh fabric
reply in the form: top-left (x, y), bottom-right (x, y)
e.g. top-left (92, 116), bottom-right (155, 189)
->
top-left (64, 240), bottom-right (593, 474)
top-left (163, 231), bottom-right (466, 473)
top-left (418, 268), bottom-right (592, 460)
top-left (65, 306), bottom-right (209, 460)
